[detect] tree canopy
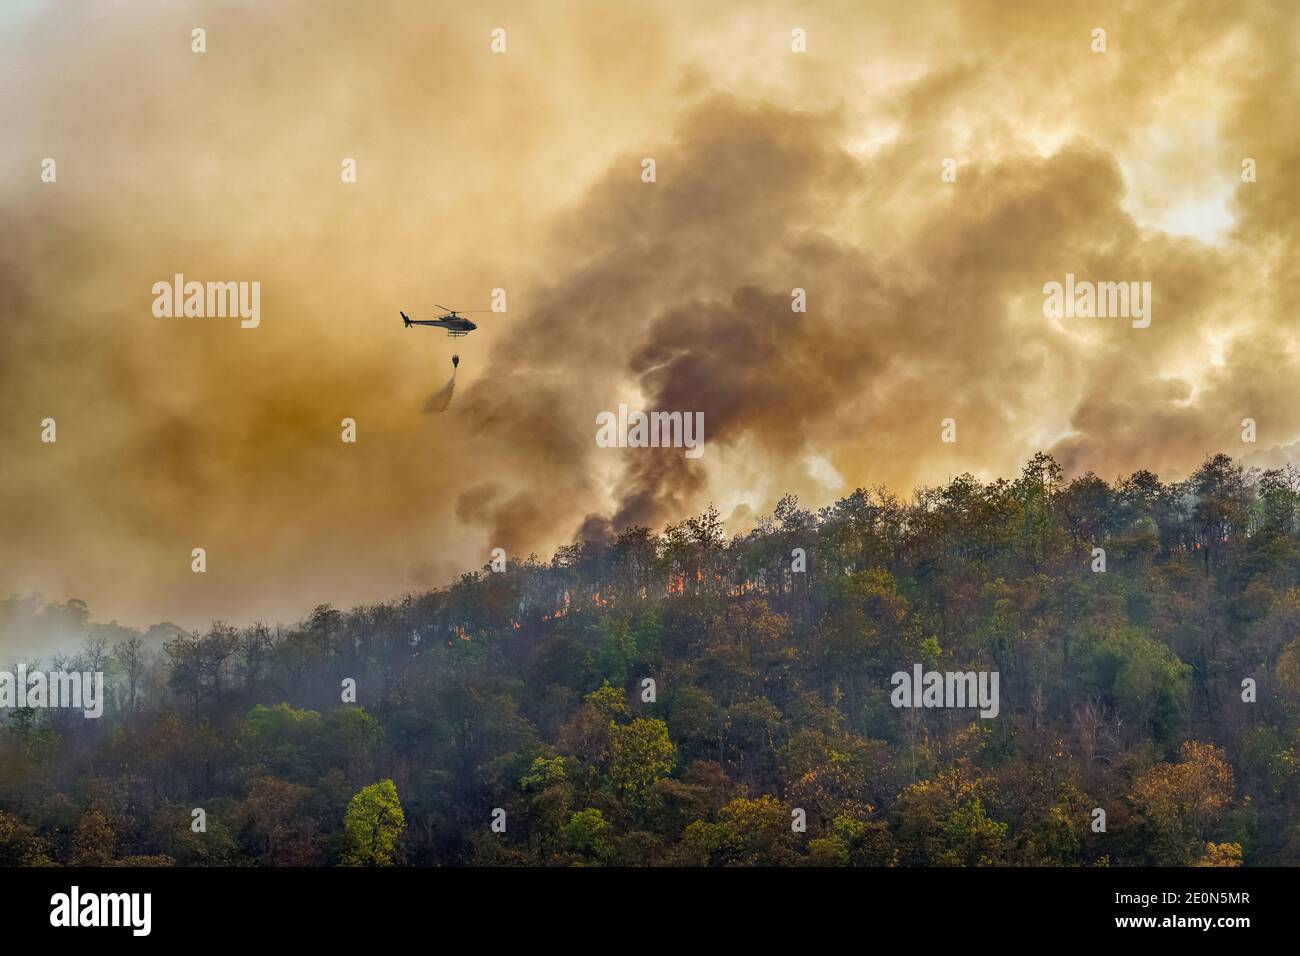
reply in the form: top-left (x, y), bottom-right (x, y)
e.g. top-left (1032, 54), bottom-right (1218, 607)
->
top-left (2, 452), bottom-right (1297, 866)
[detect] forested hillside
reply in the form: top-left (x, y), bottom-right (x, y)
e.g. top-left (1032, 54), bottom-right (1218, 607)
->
top-left (4, 451), bottom-right (1300, 866)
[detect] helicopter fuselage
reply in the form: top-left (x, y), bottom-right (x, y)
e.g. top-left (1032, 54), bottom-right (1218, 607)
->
top-left (401, 311), bottom-right (478, 336)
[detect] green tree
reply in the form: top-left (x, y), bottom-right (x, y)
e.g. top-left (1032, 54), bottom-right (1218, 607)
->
top-left (341, 780), bottom-right (406, 866)
top-left (586, 681), bottom-right (628, 721)
top-left (561, 808), bottom-right (613, 863)
top-left (894, 772), bottom-right (1007, 866)
top-left (519, 755), bottom-right (566, 791)
top-left (680, 795), bottom-right (798, 866)
top-left (610, 718), bottom-right (675, 807)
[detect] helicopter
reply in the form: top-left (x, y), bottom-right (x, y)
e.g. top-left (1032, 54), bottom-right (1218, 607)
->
top-left (400, 303), bottom-right (486, 337)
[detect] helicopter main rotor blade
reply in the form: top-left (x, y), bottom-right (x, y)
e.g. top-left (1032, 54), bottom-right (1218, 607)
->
top-left (433, 303), bottom-right (495, 313)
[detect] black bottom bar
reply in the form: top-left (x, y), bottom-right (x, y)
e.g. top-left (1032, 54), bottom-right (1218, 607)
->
top-left (3, 865), bottom-right (1281, 942)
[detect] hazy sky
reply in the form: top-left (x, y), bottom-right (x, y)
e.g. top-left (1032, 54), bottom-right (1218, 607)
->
top-left (3, 0), bottom-right (1298, 632)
